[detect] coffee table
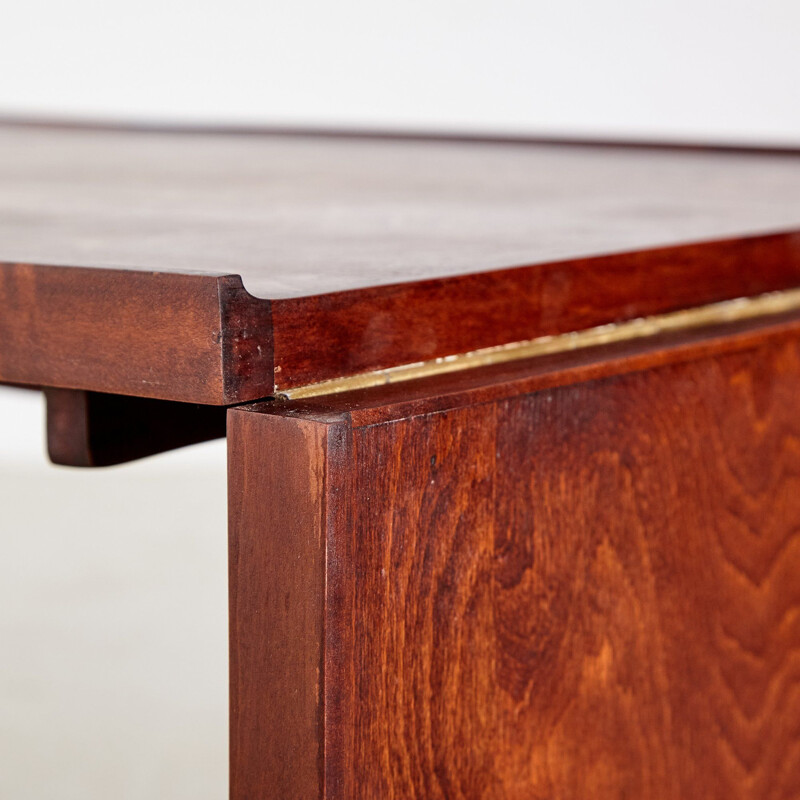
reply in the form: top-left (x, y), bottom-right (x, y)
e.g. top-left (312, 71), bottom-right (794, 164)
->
top-left (3, 121), bottom-right (800, 798)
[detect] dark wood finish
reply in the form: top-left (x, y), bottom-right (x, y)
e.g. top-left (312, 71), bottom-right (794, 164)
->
top-left (4, 124), bottom-right (800, 298)
top-left (6, 121), bottom-right (800, 797)
top-left (45, 388), bottom-right (226, 466)
top-left (228, 411), bottom-right (330, 800)
top-left (228, 320), bottom-right (800, 799)
top-left (3, 123), bottom-right (800, 403)
top-left (4, 234), bottom-right (800, 402)
top-left (261, 310), bottom-right (800, 428)
top-left (0, 265), bottom-right (272, 403)
top-left (270, 232), bottom-right (800, 391)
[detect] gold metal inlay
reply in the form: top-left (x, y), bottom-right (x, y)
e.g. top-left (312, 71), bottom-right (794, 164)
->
top-left (279, 287), bottom-right (800, 400)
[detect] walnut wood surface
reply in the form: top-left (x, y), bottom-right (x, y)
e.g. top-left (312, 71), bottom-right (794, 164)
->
top-left (3, 124), bottom-right (800, 298)
top-left (3, 124), bottom-right (800, 402)
top-left (270, 232), bottom-right (800, 391)
top-left (0, 265), bottom-right (272, 403)
top-left (4, 232), bottom-right (800, 403)
top-left (229, 322), bottom-right (800, 799)
top-left (228, 412), bottom-right (328, 800)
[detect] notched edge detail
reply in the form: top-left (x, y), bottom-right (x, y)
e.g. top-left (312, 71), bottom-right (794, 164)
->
top-left (218, 275), bottom-right (275, 403)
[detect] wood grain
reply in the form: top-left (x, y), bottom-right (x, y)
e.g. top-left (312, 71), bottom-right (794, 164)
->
top-left (3, 123), bottom-right (800, 299)
top-left (228, 411), bottom-right (336, 800)
top-left (229, 325), bottom-right (800, 799)
top-left (263, 310), bottom-right (800, 431)
top-left (3, 123), bottom-right (800, 403)
top-left (0, 265), bottom-right (273, 403)
top-left (4, 233), bottom-right (800, 404)
top-left (269, 232), bottom-right (800, 391)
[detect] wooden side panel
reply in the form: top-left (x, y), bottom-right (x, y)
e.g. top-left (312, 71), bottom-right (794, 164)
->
top-left (271, 232), bottom-right (800, 391)
top-left (5, 235), bottom-right (800, 403)
top-left (230, 330), bottom-right (800, 799)
top-left (323, 337), bottom-right (800, 799)
top-left (227, 410), bottom-right (338, 800)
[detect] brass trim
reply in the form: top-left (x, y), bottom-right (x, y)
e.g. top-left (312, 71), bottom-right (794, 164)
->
top-left (279, 287), bottom-right (800, 400)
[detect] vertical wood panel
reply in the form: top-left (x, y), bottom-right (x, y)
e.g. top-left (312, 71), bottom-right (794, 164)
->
top-left (230, 332), bottom-right (800, 799)
top-left (329, 338), bottom-right (800, 798)
top-left (228, 410), bottom-right (340, 800)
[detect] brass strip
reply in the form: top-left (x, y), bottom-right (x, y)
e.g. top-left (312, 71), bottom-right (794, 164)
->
top-left (279, 287), bottom-right (800, 400)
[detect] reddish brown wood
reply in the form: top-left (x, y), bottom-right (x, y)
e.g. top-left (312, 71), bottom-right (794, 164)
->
top-left (4, 233), bottom-right (800, 404)
top-left (45, 388), bottom-right (226, 466)
top-left (8, 121), bottom-right (800, 797)
top-left (228, 411), bottom-right (332, 800)
top-left (3, 123), bottom-right (800, 404)
top-left (261, 310), bottom-right (800, 429)
top-left (4, 124), bottom-right (800, 300)
top-left (228, 322), bottom-right (800, 799)
top-left (270, 232), bottom-right (800, 391)
top-left (0, 264), bottom-right (272, 403)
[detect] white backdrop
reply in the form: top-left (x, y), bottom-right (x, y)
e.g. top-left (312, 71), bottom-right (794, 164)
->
top-left (1, 0), bottom-right (799, 145)
top-left (1, 2), bottom-right (799, 798)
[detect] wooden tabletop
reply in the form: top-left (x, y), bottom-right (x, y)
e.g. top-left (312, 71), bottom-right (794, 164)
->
top-left (2, 122), bottom-right (800, 404)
